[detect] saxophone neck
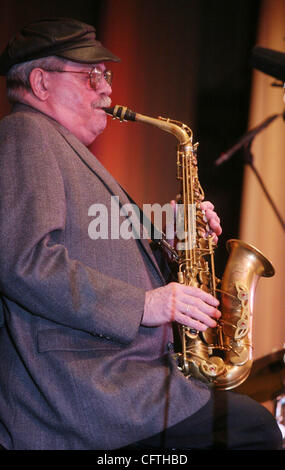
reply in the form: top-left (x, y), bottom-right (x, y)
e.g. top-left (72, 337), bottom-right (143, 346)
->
top-left (138, 114), bottom-right (193, 147)
top-left (104, 104), bottom-right (193, 146)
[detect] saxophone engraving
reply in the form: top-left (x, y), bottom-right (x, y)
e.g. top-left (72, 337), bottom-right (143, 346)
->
top-left (104, 105), bottom-right (275, 390)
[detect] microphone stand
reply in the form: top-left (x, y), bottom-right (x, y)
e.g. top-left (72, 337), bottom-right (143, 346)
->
top-left (215, 114), bottom-right (285, 233)
top-left (242, 140), bottom-right (285, 232)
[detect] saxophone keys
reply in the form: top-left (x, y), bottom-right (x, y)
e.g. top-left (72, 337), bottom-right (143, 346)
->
top-left (234, 319), bottom-right (249, 340)
top-left (198, 271), bottom-right (210, 285)
top-left (185, 327), bottom-right (199, 339)
top-left (177, 271), bottom-right (184, 284)
top-left (200, 356), bottom-right (226, 378)
top-left (229, 345), bottom-right (249, 366)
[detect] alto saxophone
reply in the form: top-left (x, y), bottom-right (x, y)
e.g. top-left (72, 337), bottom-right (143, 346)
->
top-left (104, 105), bottom-right (275, 390)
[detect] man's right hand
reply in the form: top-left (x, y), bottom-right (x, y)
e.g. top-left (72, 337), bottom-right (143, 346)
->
top-left (142, 282), bottom-right (221, 330)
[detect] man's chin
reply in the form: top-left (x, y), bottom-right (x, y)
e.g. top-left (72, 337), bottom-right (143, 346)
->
top-left (89, 121), bottom-right (107, 142)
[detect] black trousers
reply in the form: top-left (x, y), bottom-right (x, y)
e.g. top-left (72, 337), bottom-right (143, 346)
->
top-left (125, 390), bottom-right (283, 450)
top-left (0, 392), bottom-right (281, 450)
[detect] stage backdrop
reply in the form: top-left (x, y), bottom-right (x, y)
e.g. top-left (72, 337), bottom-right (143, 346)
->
top-left (91, 0), bottom-right (200, 208)
top-left (240, 0), bottom-right (285, 359)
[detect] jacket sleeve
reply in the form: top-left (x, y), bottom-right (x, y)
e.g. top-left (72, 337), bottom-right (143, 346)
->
top-left (0, 113), bottom-right (146, 344)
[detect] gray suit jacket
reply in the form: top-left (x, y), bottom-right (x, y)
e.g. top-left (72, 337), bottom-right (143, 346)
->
top-left (0, 104), bottom-right (210, 450)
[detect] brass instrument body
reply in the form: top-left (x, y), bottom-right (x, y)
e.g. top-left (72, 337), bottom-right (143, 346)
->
top-left (105, 105), bottom-right (275, 390)
top-left (184, 239), bottom-right (274, 389)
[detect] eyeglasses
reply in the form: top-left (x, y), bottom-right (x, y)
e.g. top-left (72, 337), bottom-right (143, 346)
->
top-left (45, 66), bottom-right (113, 90)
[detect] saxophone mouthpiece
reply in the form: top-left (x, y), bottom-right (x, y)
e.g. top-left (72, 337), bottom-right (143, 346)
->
top-left (103, 105), bottom-right (136, 121)
top-left (103, 106), bottom-right (114, 115)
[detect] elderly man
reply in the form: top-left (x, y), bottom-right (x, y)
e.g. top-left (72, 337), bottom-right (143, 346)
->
top-left (0, 18), bottom-right (281, 450)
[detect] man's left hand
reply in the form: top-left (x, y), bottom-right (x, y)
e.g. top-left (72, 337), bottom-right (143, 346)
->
top-left (200, 200), bottom-right (222, 244)
top-left (168, 199), bottom-right (222, 246)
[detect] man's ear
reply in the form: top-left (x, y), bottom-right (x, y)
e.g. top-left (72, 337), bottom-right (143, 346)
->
top-left (29, 68), bottom-right (49, 101)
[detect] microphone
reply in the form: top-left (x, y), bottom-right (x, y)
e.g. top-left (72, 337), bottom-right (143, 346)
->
top-left (251, 46), bottom-right (285, 83)
top-left (215, 112), bottom-right (282, 166)
top-left (214, 46), bottom-right (285, 166)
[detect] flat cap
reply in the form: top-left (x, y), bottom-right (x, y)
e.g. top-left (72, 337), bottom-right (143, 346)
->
top-left (0, 17), bottom-right (120, 75)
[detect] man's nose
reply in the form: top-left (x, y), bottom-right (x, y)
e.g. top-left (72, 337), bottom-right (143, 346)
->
top-left (97, 77), bottom-right (112, 95)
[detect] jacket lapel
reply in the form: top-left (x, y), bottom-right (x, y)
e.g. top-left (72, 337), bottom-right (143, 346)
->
top-left (55, 124), bottom-right (166, 283)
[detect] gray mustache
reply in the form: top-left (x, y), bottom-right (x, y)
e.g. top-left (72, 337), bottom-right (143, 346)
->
top-left (92, 97), bottom-right (112, 109)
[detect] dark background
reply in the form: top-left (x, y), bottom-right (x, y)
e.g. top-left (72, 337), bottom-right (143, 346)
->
top-left (195, 0), bottom-right (261, 273)
top-left (0, 0), bottom-right (262, 274)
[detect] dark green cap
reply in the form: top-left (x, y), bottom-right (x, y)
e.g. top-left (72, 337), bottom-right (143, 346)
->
top-left (0, 17), bottom-right (120, 75)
